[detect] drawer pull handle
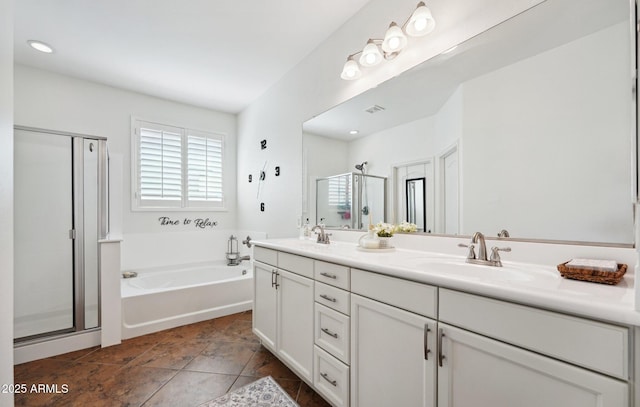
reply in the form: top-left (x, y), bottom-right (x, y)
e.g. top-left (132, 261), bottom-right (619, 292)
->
top-left (319, 294), bottom-right (337, 303)
top-left (424, 324), bottom-right (431, 360)
top-left (320, 372), bottom-right (337, 387)
top-left (321, 327), bottom-right (339, 338)
top-left (320, 272), bottom-right (337, 279)
top-left (438, 328), bottom-right (445, 367)
top-left (271, 270), bottom-right (276, 288)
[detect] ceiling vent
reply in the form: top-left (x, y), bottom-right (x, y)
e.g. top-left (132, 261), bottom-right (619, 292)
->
top-left (365, 105), bottom-right (386, 114)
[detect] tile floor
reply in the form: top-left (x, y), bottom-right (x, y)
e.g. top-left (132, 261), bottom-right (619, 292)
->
top-left (14, 311), bottom-right (331, 407)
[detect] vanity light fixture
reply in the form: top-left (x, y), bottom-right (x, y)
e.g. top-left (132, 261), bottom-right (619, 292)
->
top-left (341, 2), bottom-right (436, 80)
top-left (27, 40), bottom-right (54, 54)
top-left (340, 56), bottom-right (362, 80)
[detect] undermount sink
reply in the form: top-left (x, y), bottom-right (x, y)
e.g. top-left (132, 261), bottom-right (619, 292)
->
top-left (399, 256), bottom-right (548, 283)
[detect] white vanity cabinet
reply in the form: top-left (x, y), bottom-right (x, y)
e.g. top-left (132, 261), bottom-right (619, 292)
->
top-left (253, 260), bottom-right (277, 349)
top-left (438, 289), bottom-right (630, 407)
top-left (252, 247), bottom-right (314, 382)
top-left (313, 261), bottom-right (351, 407)
top-left (437, 323), bottom-right (628, 407)
top-left (253, 243), bottom-right (635, 407)
top-left (350, 269), bottom-right (438, 407)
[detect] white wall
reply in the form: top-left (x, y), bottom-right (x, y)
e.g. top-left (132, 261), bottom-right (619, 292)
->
top-left (0, 0), bottom-right (13, 404)
top-left (349, 115), bottom-right (436, 177)
top-left (14, 65), bottom-right (239, 269)
top-left (237, 0), bottom-right (545, 237)
top-left (302, 132), bottom-right (349, 224)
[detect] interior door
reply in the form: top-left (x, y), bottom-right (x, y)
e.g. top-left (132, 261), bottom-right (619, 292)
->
top-left (14, 129), bottom-right (74, 339)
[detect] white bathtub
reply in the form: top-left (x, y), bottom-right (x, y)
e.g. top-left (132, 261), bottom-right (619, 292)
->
top-left (121, 262), bottom-right (253, 339)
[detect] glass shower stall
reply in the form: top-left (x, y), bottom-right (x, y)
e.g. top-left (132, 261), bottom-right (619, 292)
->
top-left (13, 126), bottom-right (108, 342)
top-left (316, 172), bottom-right (386, 230)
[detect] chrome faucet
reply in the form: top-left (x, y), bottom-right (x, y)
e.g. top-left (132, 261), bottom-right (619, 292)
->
top-left (458, 231), bottom-right (510, 267)
top-left (311, 224), bottom-right (331, 244)
top-left (471, 232), bottom-right (487, 262)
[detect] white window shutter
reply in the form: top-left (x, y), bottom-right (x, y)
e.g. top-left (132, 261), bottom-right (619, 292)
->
top-left (139, 126), bottom-right (182, 202)
top-left (187, 132), bottom-right (224, 206)
top-left (328, 175), bottom-right (351, 207)
top-left (134, 120), bottom-right (225, 210)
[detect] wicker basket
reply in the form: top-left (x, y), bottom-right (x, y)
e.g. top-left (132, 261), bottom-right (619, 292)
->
top-left (556, 262), bottom-right (627, 285)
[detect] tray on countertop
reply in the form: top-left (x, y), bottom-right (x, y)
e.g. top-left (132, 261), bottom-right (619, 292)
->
top-left (557, 262), bottom-right (627, 285)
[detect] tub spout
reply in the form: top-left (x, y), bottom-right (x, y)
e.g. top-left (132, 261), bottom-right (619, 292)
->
top-left (228, 254), bottom-right (250, 266)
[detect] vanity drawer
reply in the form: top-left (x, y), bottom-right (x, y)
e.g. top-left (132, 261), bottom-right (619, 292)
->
top-left (439, 288), bottom-right (629, 379)
top-left (253, 246), bottom-right (277, 266)
top-left (315, 281), bottom-right (350, 315)
top-left (315, 261), bottom-right (350, 290)
top-left (351, 268), bottom-right (437, 319)
top-left (278, 251), bottom-right (313, 279)
top-left (314, 345), bottom-right (349, 407)
top-left (315, 303), bottom-right (350, 364)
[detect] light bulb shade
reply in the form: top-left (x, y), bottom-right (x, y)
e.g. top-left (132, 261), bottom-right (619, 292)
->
top-left (381, 22), bottom-right (407, 54)
top-left (341, 58), bottom-right (362, 80)
top-left (406, 3), bottom-right (436, 36)
top-left (359, 40), bottom-right (383, 67)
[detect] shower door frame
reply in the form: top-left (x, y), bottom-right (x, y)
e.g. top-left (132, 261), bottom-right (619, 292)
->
top-left (14, 125), bottom-right (108, 342)
top-left (355, 173), bottom-right (387, 230)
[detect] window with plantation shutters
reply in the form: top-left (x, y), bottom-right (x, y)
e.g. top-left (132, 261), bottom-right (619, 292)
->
top-left (133, 119), bottom-right (226, 210)
top-left (187, 131), bottom-right (223, 203)
top-left (328, 175), bottom-right (351, 208)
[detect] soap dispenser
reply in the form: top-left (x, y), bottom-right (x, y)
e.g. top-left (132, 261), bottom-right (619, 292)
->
top-left (303, 218), bottom-right (311, 239)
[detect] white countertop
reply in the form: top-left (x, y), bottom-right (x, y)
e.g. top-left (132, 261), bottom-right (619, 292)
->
top-left (254, 238), bottom-right (639, 326)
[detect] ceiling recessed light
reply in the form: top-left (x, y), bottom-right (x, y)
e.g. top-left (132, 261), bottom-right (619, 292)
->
top-left (349, 130), bottom-right (359, 135)
top-left (27, 40), bottom-right (54, 54)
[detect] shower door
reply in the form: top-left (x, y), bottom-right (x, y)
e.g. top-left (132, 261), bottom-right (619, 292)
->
top-left (14, 130), bottom-right (75, 338)
top-left (14, 127), bottom-right (106, 341)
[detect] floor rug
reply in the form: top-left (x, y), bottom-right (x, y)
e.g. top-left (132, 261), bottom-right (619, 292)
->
top-left (201, 376), bottom-right (299, 407)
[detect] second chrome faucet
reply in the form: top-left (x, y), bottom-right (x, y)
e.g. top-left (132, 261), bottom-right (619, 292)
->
top-left (458, 232), bottom-right (511, 267)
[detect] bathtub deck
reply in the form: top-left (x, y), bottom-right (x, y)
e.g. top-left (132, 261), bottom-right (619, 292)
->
top-left (14, 311), bottom-right (330, 407)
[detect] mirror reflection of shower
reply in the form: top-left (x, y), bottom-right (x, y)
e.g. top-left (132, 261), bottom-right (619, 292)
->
top-left (355, 162), bottom-right (369, 224)
top-left (315, 171), bottom-right (386, 230)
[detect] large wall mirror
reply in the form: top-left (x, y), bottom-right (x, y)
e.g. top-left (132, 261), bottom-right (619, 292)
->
top-left (302, 0), bottom-right (636, 245)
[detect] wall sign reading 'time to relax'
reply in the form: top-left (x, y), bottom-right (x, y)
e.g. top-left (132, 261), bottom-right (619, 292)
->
top-left (158, 217), bottom-right (218, 229)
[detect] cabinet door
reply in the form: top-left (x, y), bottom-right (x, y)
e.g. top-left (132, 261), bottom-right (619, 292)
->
top-left (253, 261), bottom-right (277, 350)
top-left (351, 294), bottom-right (436, 407)
top-left (277, 269), bottom-right (314, 382)
top-left (437, 324), bottom-right (628, 407)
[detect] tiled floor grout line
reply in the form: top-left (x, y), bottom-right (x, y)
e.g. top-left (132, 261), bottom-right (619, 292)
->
top-left (139, 367), bottom-right (182, 407)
